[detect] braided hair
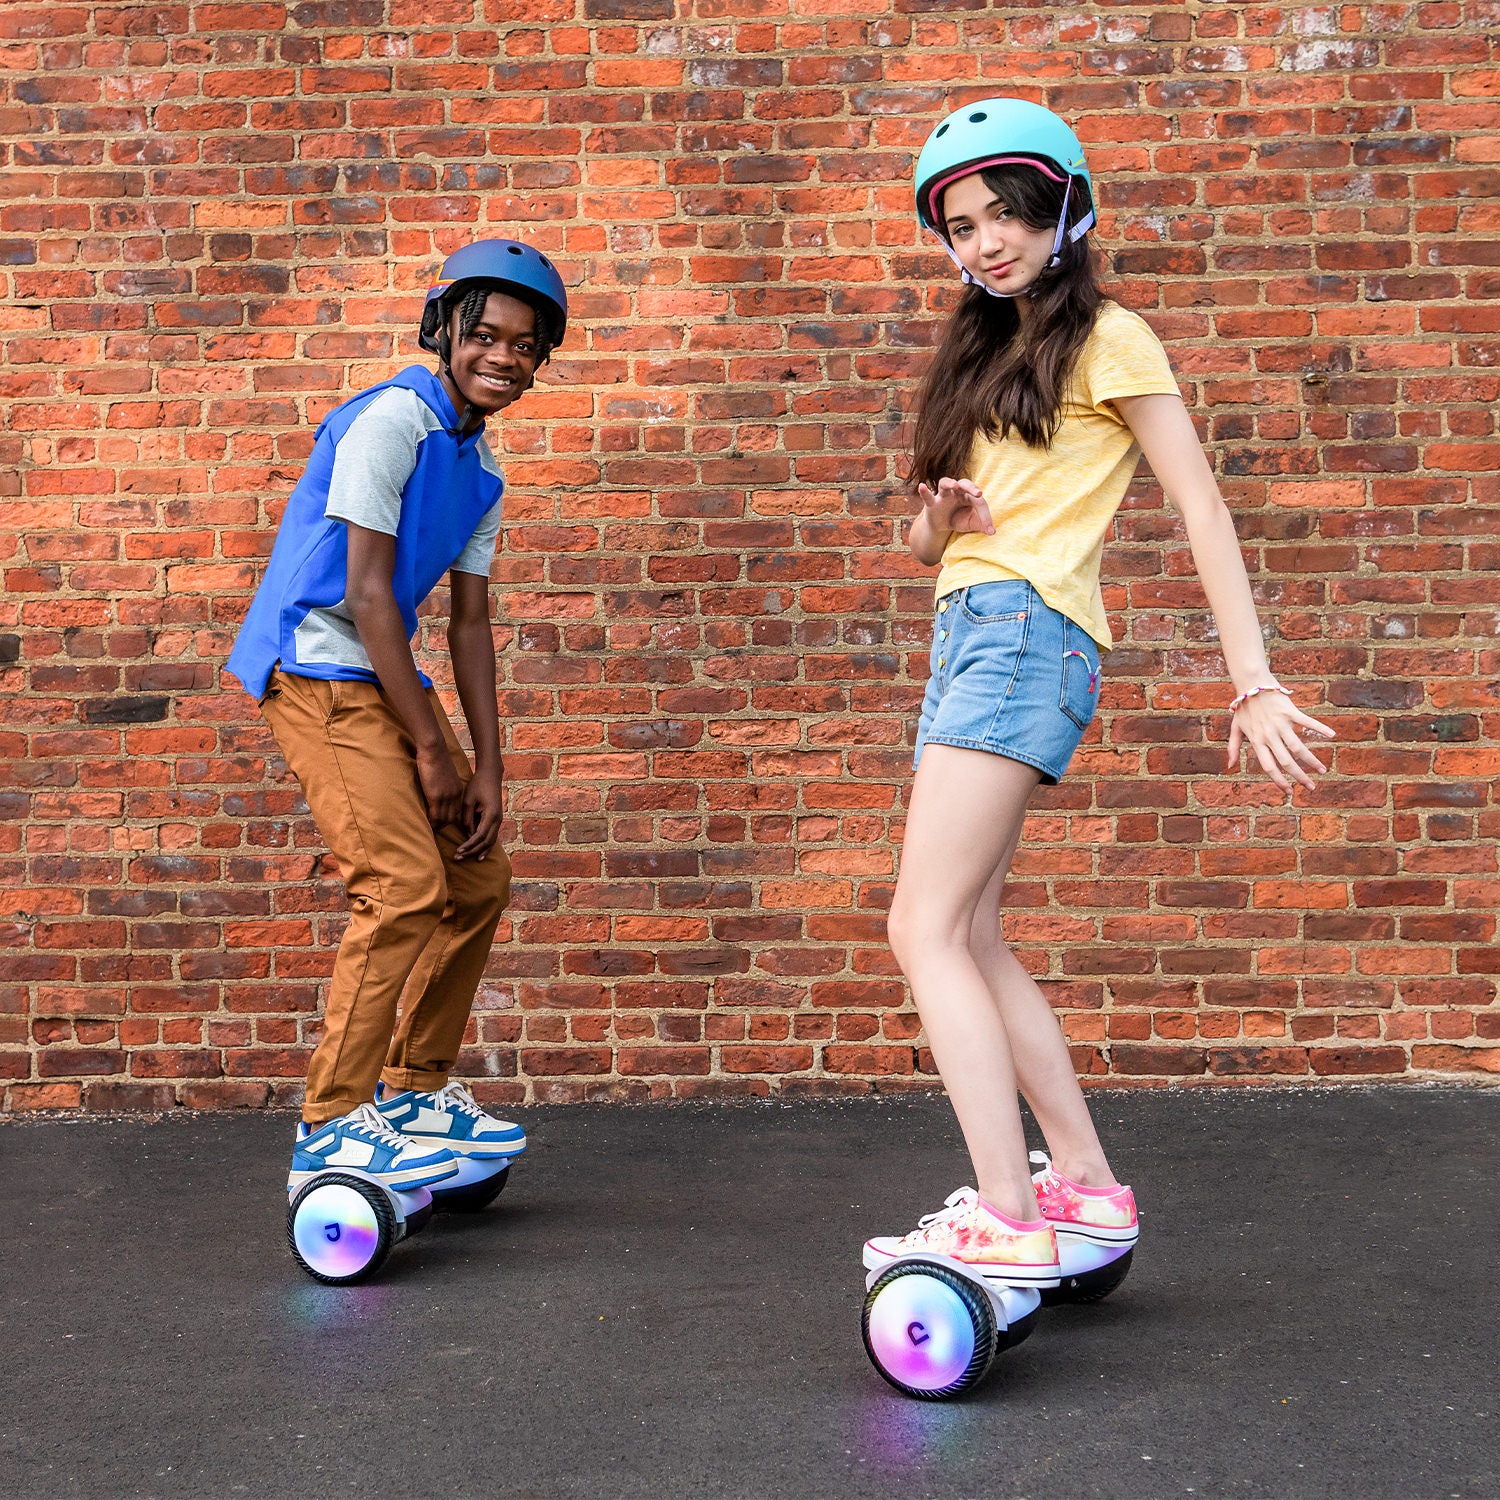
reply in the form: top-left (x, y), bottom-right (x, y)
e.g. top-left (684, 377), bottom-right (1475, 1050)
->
top-left (442, 283), bottom-right (552, 366)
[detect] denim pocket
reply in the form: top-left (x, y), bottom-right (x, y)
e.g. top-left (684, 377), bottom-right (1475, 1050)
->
top-left (959, 580), bottom-right (1030, 625)
top-left (1059, 621), bottom-right (1100, 730)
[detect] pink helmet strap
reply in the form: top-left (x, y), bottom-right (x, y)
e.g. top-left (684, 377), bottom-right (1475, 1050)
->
top-left (925, 165), bottom-right (1095, 301)
top-left (923, 155), bottom-right (1067, 229)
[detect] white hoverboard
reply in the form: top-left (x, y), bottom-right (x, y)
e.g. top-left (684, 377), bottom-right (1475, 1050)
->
top-left (861, 1236), bottom-right (1133, 1400)
top-left (285, 1151), bottom-right (517, 1285)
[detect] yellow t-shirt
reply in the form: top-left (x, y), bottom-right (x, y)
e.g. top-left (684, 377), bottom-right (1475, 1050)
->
top-left (933, 300), bottom-right (1180, 650)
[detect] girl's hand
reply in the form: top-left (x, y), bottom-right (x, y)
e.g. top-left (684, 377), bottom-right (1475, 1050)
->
top-left (1227, 692), bottom-right (1336, 794)
top-left (917, 477), bottom-right (994, 537)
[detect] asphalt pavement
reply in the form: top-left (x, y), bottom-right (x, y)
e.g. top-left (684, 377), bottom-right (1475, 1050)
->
top-left (3, 1086), bottom-right (1495, 1499)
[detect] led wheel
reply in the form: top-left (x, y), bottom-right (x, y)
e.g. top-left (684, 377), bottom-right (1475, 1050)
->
top-left (287, 1174), bottom-right (394, 1285)
top-left (430, 1163), bottom-right (510, 1214)
top-left (861, 1261), bottom-right (998, 1401)
top-left (1041, 1246), bottom-right (1133, 1306)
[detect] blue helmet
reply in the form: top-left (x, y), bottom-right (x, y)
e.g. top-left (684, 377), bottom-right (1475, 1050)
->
top-left (419, 238), bottom-right (568, 361)
top-left (913, 99), bottom-right (1095, 295)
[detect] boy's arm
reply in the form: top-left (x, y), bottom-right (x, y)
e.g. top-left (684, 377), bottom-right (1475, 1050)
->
top-left (447, 568), bottom-right (503, 862)
top-left (345, 521), bottom-right (465, 828)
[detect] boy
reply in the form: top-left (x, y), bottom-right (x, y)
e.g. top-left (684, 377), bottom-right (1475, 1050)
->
top-left (226, 239), bottom-right (568, 1191)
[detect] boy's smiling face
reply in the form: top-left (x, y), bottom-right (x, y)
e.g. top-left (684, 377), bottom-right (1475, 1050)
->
top-left (444, 290), bottom-right (541, 418)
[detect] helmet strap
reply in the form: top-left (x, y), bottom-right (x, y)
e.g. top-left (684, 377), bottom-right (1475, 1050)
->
top-left (928, 175), bottom-right (1096, 299)
top-left (1046, 177), bottom-right (1096, 268)
top-left (436, 309), bottom-right (481, 434)
top-left (929, 231), bottom-right (1023, 301)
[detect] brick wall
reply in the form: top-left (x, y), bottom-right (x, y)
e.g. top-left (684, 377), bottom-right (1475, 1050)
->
top-left (3, 1), bottom-right (1497, 1112)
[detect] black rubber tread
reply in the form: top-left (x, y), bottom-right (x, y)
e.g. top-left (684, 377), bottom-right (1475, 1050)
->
top-left (997, 1299), bottom-right (1043, 1351)
top-left (1039, 1246), bottom-right (1134, 1306)
top-left (861, 1260), bottom-right (999, 1402)
top-left (286, 1172), bottom-right (395, 1285)
top-left (430, 1163), bottom-right (510, 1214)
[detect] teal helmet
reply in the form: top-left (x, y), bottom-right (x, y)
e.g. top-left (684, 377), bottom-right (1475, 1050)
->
top-left (914, 98), bottom-right (1095, 292)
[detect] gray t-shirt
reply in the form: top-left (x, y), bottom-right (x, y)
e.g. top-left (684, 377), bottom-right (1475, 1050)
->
top-left (292, 386), bottom-right (503, 676)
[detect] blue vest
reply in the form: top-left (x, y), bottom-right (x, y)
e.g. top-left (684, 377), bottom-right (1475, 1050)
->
top-left (226, 367), bottom-right (501, 700)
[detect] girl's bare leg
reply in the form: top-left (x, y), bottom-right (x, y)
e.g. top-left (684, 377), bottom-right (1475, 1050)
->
top-left (887, 743), bottom-right (1046, 1222)
top-left (968, 860), bottom-right (1118, 1187)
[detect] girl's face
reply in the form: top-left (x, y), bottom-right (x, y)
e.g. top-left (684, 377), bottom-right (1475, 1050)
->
top-left (445, 290), bottom-right (540, 415)
top-left (940, 171), bottom-right (1058, 296)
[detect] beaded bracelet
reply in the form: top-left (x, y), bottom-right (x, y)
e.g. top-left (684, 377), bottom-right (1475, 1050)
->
top-left (1229, 683), bottom-right (1293, 713)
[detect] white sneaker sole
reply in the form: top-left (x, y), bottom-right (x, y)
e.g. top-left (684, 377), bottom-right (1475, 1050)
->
top-left (395, 1133), bottom-right (525, 1160)
top-left (286, 1160), bottom-right (457, 1193)
top-left (1053, 1221), bottom-right (1140, 1248)
top-left (862, 1241), bottom-right (1062, 1290)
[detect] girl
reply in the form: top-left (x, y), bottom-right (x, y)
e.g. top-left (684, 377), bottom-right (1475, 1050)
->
top-left (863, 100), bottom-right (1336, 1287)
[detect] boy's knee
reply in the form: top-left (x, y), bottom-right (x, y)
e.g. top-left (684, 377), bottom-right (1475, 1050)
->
top-left (383, 861), bottom-right (449, 930)
top-left (457, 848), bottom-right (510, 921)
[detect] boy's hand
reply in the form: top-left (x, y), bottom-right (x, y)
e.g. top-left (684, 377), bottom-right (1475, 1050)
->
top-left (917, 477), bottom-right (994, 537)
top-left (456, 762), bottom-right (503, 861)
top-left (416, 743), bottom-right (465, 831)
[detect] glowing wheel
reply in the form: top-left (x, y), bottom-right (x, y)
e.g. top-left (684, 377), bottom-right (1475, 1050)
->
top-left (287, 1173), bottom-right (395, 1285)
top-left (861, 1260), bottom-right (998, 1401)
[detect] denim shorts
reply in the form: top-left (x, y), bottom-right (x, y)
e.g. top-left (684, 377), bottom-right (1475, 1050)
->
top-left (913, 579), bottom-right (1102, 785)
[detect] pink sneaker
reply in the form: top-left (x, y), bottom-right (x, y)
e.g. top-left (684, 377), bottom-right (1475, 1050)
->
top-left (863, 1187), bottom-right (1062, 1288)
top-left (1030, 1152), bottom-right (1139, 1248)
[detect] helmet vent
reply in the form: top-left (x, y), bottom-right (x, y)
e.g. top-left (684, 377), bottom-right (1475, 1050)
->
top-left (506, 244), bottom-right (523, 254)
top-left (935, 122), bottom-right (949, 137)
top-left (538, 253), bottom-right (552, 267)
top-left (968, 111), bottom-right (987, 122)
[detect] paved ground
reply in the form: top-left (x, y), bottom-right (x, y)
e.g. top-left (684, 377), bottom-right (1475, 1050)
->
top-left (3, 1087), bottom-right (1496, 1500)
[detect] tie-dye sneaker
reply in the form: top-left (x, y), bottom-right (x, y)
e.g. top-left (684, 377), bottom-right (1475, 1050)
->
top-left (863, 1187), bottom-right (1062, 1289)
top-left (1030, 1152), bottom-right (1139, 1248)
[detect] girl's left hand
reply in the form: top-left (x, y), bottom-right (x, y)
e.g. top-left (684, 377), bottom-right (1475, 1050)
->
top-left (1227, 692), bottom-right (1336, 793)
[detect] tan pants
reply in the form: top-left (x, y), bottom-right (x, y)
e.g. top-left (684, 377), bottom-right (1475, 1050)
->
top-left (259, 668), bottom-right (511, 1125)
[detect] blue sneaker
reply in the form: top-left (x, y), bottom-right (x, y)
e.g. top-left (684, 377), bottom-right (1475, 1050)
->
top-left (374, 1081), bottom-right (526, 1160)
top-left (289, 1102), bottom-right (459, 1192)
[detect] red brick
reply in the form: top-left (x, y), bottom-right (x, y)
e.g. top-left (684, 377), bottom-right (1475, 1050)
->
top-left (83, 1081), bottom-right (175, 1112)
top-left (1310, 1047), bottom-right (1408, 1076)
top-left (1411, 1045), bottom-right (1500, 1075)
top-left (4, 4), bottom-right (1493, 1112)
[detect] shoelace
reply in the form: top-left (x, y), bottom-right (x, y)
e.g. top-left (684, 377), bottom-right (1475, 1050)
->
top-left (1029, 1149), bottom-right (1061, 1192)
top-left (343, 1102), bottom-right (423, 1153)
top-left (909, 1187), bottom-right (980, 1240)
top-left (1030, 1151), bottom-right (1125, 1204)
top-left (430, 1081), bottom-right (486, 1118)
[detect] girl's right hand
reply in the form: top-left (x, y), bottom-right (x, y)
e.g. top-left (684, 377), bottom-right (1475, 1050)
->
top-left (917, 478), bottom-right (995, 537)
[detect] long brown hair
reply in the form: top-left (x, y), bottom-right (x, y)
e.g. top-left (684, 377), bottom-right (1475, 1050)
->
top-left (910, 164), bottom-right (1103, 487)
